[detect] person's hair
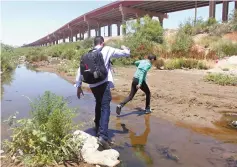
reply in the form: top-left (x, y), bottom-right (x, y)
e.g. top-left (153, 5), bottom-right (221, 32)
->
top-left (148, 54), bottom-right (156, 61)
top-left (94, 36), bottom-right (104, 46)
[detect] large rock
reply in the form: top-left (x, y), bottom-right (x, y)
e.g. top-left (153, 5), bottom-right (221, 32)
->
top-left (73, 130), bottom-right (120, 167)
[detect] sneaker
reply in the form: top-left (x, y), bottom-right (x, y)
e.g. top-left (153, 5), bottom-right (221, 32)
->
top-left (116, 105), bottom-right (122, 115)
top-left (97, 137), bottom-right (111, 150)
top-left (144, 108), bottom-right (152, 114)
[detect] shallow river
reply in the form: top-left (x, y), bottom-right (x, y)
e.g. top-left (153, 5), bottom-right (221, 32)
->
top-left (1, 66), bottom-right (237, 167)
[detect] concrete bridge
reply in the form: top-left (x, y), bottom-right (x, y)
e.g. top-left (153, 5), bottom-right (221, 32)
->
top-left (25, 0), bottom-right (237, 47)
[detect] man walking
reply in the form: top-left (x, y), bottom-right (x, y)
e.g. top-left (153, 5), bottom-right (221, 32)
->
top-left (75, 36), bottom-right (130, 149)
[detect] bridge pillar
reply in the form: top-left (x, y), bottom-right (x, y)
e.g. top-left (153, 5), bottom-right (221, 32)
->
top-left (158, 16), bottom-right (164, 27)
top-left (56, 40), bottom-right (58, 44)
top-left (79, 33), bottom-right (82, 40)
top-left (209, 1), bottom-right (216, 19)
top-left (117, 24), bottom-right (121, 36)
top-left (235, 1), bottom-right (237, 9)
top-left (87, 25), bottom-right (91, 38)
top-left (222, 1), bottom-right (229, 22)
top-left (98, 26), bottom-right (101, 36)
top-left (108, 24), bottom-right (112, 36)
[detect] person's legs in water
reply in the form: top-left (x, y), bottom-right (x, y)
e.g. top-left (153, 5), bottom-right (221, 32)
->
top-left (140, 81), bottom-right (151, 114)
top-left (116, 78), bottom-right (139, 115)
top-left (97, 82), bottom-right (112, 149)
top-left (91, 82), bottom-right (107, 135)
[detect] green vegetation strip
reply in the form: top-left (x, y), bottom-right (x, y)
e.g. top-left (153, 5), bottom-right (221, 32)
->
top-left (204, 73), bottom-right (237, 86)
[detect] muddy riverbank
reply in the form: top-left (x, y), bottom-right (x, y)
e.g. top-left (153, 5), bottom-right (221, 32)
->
top-left (36, 63), bottom-right (237, 143)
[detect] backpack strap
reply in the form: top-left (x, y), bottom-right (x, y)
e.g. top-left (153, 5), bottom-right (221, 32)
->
top-left (88, 46), bottom-right (103, 53)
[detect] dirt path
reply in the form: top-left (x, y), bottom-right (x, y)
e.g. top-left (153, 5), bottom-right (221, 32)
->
top-left (36, 64), bottom-right (237, 143)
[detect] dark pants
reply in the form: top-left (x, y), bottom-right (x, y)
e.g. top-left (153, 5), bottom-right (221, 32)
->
top-left (120, 78), bottom-right (150, 109)
top-left (91, 82), bottom-right (111, 141)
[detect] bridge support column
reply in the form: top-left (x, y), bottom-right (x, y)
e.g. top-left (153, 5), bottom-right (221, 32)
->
top-left (98, 26), bottom-right (101, 36)
top-left (87, 25), bottom-right (91, 38)
top-left (56, 40), bottom-right (58, 44)
top-left (222, 1), bottom-right (229, 22)
top-left (75, 34), bottom-right (79, 41)
top-left (209, 1), bottom-right (216, 19)
top-left (158, 16), bottom-right (164, 27)
top-left (79, 33), bottom-right (82, 40)
top-left (108, 24), bottom-right (111, 36)
top-left (117, 24), bottom-right (121, 36)
top-left (235, 1), bottom-right (237, 9)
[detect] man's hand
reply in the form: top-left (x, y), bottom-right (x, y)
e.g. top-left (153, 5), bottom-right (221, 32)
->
top-left (136, 85), bottom-right (141, 90)
top-left (77, 87), bottom-right (84, 99)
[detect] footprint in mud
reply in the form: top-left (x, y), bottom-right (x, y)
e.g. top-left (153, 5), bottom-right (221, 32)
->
top-left (206, 158), bottom-right (225, 167)
top-left (210, 147), bottom-right (225, 155)
top-left (226, 157), bottom-right (237, 167)
top-left (156, 146), bottom-right (179, 162)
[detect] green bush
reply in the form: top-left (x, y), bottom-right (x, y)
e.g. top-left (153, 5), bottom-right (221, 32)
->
top-left (205, 73), bottom-right (237, 86)
top-left (81, 38), bottom-right (93, 49)
top-left (171, 31), bottom-right (193, 54)
top-left (3, 91), bottom-right (81, 166)
top-left (164, 58), bottom-right (208, 70)
top-left (121, 15), bottom-right (163, 63)
top-left (211, 39), bottom-right (237, 58)
top-left (179, 17), bottom-right (217, 35)
top-left (220, 42), bottom-right (237, 56)
top-left (1, 43), bottom-right (16, 72)
top-left (206, 18), bottom-right (218, 27)
top-left (61, 49), bottom-right (76, 60)
top-left (229, 9), bottom-right (237, 31)
top-left (105, 38), bottom-right (122, 48)
top-left (209, 23), bottom-right (232, 36)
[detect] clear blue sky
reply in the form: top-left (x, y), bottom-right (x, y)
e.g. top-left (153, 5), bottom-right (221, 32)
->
top-left (1, 1), bottom-right (235, 46)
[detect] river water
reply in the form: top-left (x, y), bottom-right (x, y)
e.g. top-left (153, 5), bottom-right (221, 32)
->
top-left (1, 66), bottom-right (237, 167)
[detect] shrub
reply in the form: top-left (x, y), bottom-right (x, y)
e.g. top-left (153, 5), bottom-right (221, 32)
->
top-left (154, 58), bottom-right (165, 69)
top-left (220, 41), bottom-right (237, 56)
top-left (105, 38), bottom-right (122, 48)
top-left (164, 58), bottom-right (208, 70)
top-left (205, 73), bottom-right (237, 86)
top-left (45, 45), bottom-right (63, 58)
top-left (206, 18), bottom-right (218, 27)
top-left (171, 31), bottom-right (193, 54)
top-left (3, 91), bottom-right (81, 166)
top-left (81, 38), bottom-right (93, 49)
top-left (122, 15), bottom-right (163, 62)
top-left (1, 43), bottom-right (16, 72)
top-left (209, 23), bottom-right (232, 36)
top-left (74, 48), bottom-right (89, 61)
top-left (211, 39), bottom-right (237, 58)
top-left (126, 15), bottom-right (163, 44)
top-left (229, 9), bottom-right (237, 31)
top-left (61, 49), bottom-right (76, 60)
top-left (179, 17), bottom-right (217, 35)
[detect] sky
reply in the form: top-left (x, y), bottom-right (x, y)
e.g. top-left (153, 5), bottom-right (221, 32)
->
top-left (1, 1), bottom-right (235, 47)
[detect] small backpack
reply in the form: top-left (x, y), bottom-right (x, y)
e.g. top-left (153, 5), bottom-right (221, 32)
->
top-left (80, 47), bottom-right (108, 84)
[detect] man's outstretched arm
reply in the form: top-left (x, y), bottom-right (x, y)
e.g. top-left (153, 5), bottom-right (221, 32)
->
top-left (111, 45), bottom-right (130, 58)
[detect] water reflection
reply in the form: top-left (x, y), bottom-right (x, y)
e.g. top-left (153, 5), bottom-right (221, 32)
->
top-left (116, 114), bottom-right (153, 165)
top-left (1, 69), bottom-right (15, 97)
